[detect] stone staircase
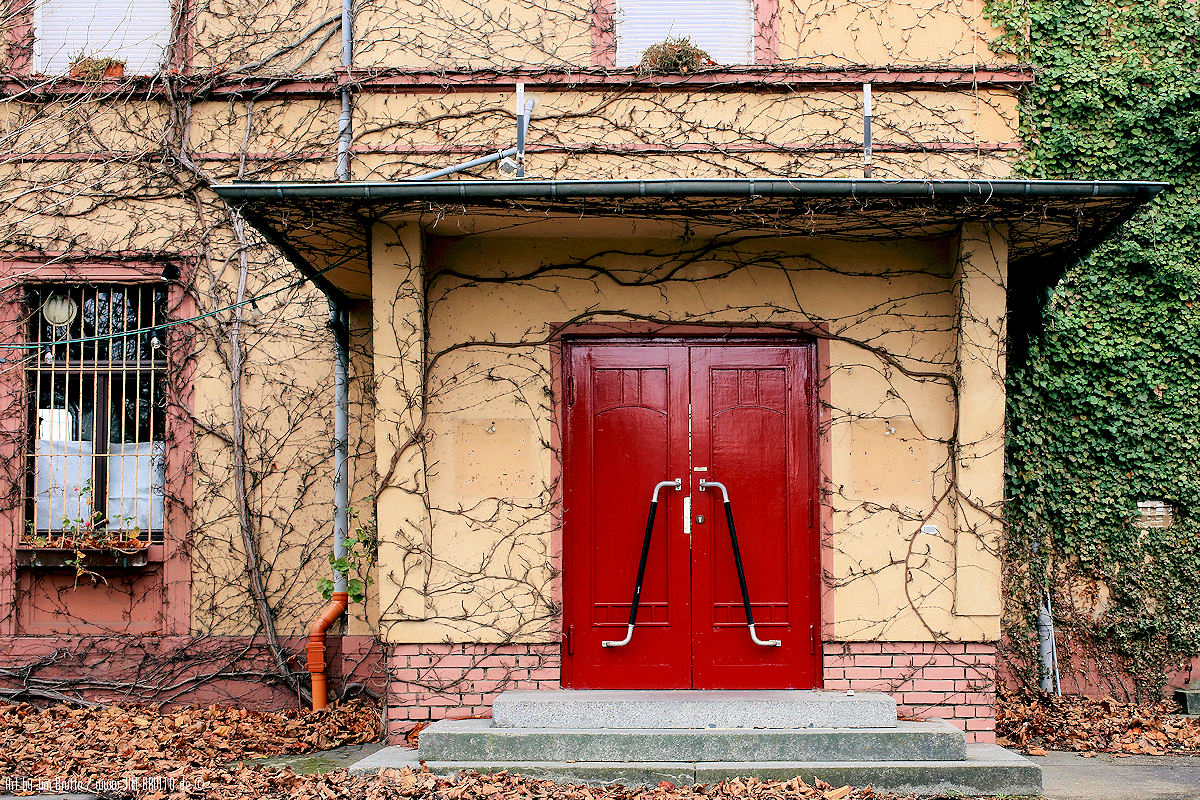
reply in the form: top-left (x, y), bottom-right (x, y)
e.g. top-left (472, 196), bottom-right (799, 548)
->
top-left (351, 690), bottom-right (1041, 796)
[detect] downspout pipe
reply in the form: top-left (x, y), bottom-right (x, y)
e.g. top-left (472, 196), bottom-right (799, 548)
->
top-left (308, 0), bottom-right (353, 711)
top-left (336, 0), bottom-right (353, 182)
top-left (308, 303), bottom-right (351, 710)
top-left (1033, 540), bottom-right (1061, 694)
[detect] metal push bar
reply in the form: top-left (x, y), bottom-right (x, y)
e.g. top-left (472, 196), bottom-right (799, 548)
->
top-left (602, 477), bottom-right (682, 647)
top-left (699, 480), bottom-right (783, 647)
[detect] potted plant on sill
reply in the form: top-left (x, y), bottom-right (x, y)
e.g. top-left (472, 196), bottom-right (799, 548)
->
top-left (68, 56), bottom-right (126, 80)
top-left (18, 493), bottom-right (150, 572)
top-left (636, 36), bottom-right (716, 76)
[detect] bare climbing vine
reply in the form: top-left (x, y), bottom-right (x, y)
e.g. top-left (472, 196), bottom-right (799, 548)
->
top-left (0, 0), bottom-right (1141, 722)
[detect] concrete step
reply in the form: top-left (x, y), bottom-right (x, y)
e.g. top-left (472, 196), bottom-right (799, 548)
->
top-left (418, 718), bottom-right (967, 763)
top-left (350, 744), bottom-right (1042, 797)
top-left (491, 690), bottom-right (898, 730)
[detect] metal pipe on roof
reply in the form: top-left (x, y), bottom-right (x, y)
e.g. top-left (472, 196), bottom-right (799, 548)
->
top-left (405, 147), bottom-right (519, 182)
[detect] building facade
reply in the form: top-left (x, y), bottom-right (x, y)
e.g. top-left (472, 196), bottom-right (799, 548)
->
top-left (0, 0), bottom-right (1159, 742)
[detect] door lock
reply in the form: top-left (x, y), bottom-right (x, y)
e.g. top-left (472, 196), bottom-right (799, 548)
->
top-left (695, 515), bottom-right (705, 524)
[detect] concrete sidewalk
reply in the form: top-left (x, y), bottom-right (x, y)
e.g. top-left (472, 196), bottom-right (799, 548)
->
top-left (1036, 750), bottom-right (1200, 800)
top-left (19, 747), bottom-right (1200, 799)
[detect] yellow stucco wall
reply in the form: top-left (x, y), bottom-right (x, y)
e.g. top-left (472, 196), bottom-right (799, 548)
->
top-left (2, 0), bottom-right (1023, 641)
top-left (368, 217), bottom-right (1008, 646)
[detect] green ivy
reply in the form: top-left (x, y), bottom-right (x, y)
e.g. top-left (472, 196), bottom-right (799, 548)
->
top-left (987, 0), bottom-right (1200, 695)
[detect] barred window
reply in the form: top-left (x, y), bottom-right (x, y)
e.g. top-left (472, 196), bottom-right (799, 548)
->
top-left (25, 284), bottom-right (168, 546)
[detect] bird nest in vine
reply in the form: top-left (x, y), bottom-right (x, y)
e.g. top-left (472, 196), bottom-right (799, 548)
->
top-left (637, 36), bottom-right (716, 75)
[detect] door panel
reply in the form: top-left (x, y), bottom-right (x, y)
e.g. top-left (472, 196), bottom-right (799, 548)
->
top-left (690, 346), bottom-right (819, 688)
top-left (563, 344), bottom-right (691, 688)
top-left (562, 341), bottom-right (820, 690)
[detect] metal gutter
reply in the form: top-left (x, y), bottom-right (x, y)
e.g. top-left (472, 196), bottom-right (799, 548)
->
top-left (213, 177), bottom-right (1169, 202)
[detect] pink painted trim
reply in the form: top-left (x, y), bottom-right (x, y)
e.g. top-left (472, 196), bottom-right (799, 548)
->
top-left (167, 0), bottom-right (196, 75)
top-left (348, 142), bottom-right (1022, 155)
top-left (162, 280), bottom-right (195, 635)
top-left (0, 151), bottom-right (327, 163)
top-left (0, 67), bottom-right (1034, 98)
top-left (4, 0), bottom-right (34, 74)
top-left (591, 0), bottom-right (617, 68)
top-left (754, 0), bottom-right (781, 65)
top-left (0, 141), bottom-right (1024, 164)
top-left (0, 293), bottom-right (25, 637)
top-left (0, 257), bottom-right (195, 636)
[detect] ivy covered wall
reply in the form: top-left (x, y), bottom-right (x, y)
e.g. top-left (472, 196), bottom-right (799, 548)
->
top-left (990, 0), bottom-right (1200, 696)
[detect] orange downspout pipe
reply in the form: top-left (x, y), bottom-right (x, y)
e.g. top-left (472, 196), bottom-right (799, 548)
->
top-left (308, 592), bottom-right (348, 710)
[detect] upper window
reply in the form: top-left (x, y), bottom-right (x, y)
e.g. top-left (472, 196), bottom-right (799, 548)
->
top-left (614, 0), bottom-right (756, 67)
top-left (24, 284), bottom-right (168, 546)
top-left (32, 0), bottom-right (173, 75)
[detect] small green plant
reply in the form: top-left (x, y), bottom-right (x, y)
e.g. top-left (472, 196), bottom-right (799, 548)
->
top-left (637, 36), bottom-right (714, 75)
top-left (320, 505), bottom-right (377, 604)
top-left (22, 478), bottom-right (146, 551)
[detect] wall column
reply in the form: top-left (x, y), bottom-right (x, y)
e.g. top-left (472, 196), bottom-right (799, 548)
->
top-left (951, 222), bottom-right (1009, 628)
top-left (370, 220), bottom-right (433, 641)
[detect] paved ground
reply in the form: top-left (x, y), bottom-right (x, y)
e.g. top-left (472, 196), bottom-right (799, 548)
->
top-left (1036, 750), bottom-right (1200, 799)
top-left (19, 748), bottom-right (1200, 798)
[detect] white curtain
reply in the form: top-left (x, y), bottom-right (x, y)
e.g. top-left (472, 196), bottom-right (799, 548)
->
top-left (33, 439), bottom-right (93, 531)
top-left (106, 440), bottom-right (166, 533)
top-left (34, 439), bottom-right (165, 535)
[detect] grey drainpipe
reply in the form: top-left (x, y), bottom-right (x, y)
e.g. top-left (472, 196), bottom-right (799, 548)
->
top-left (336, 0), bottom-right (353, 182)
top-left (215, 178), bottom-right (1169, 203)
top-left (308, 0), bottom-right (353, 711)
top-left (330, 305), bottom-right (349, 596)
top-left (331, 0), bottom-right (353, 594)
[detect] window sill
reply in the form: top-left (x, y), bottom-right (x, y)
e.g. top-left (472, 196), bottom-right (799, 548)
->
top-left (16, 545), bottom-right (152, 570)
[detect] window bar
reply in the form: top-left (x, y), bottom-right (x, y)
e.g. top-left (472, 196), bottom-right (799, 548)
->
top-left (130, 287), bottom-right (141, 539)
top-left (93, 286), bottom-right (109, 535)
top-left (148, 288), bottom-right (161, 543)
top-left (118, 286), bottom-right (130, 536)
top-left (32, 291), bottom-right (45, 537)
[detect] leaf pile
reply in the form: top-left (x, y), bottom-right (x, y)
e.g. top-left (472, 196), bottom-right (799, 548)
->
top-left (152, 766), bottom-right (898, 800)
top-left (0, 699), bottom-right (380, 781)
top-left (997, 688), bottom-right (1200, 755)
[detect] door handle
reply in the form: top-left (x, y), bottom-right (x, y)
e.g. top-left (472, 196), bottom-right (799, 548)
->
top-left (602, 478), bottom-right (682, 648)
top-left (698, 479), bottom-right (783, 648)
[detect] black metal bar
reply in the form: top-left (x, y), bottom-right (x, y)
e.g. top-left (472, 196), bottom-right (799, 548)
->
top-left (721, 497), bottom-right (756, 630)
top-left (627, 498), bottom-right (659, 628)
top-left (603, 478), bottom-right (679, 647)
top-left (700, 479), bottom-right (781, 646)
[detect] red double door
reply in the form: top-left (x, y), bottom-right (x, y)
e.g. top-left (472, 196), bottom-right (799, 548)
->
top-left (562, 341), bottom-right (821, 689)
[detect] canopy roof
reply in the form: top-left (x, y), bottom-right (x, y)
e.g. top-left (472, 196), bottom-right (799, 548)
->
top-left (212, 178), bottom-right (1167, 302)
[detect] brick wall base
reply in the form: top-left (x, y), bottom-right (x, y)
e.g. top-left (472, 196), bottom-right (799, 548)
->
top-left (384, 640), bottom-right (997, 743)
top-left (823, 641), bottom-right (997, 743)
top-left (386, 643), bottom-right (560, 737)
